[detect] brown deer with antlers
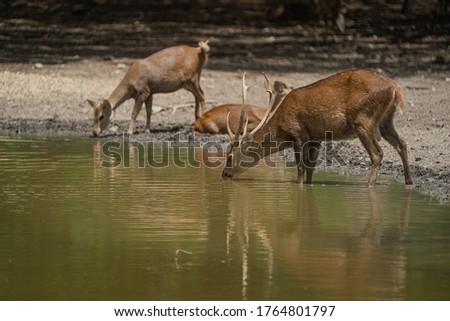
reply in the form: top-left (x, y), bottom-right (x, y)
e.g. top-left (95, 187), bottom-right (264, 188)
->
top-left (194, 76), bottom-right (292, 135)
top-left (222, 71), bottom-right (413, 187)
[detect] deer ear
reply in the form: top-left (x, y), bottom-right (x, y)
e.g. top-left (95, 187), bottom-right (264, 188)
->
top-left (274, 81), bottom-right (284, 93)
top-left (86, 99), bottom-right (96, 108)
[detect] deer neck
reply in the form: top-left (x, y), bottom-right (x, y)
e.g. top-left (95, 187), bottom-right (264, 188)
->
top-left (107, 81), bottom-right (132, 110)
top-left (270, 94), bottom-right (285, 116)
top-left (252, 115), bottom-right (289, 159)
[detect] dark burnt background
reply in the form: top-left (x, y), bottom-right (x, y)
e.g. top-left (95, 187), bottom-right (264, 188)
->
top-left (0, 0), bottom-right (448, 74)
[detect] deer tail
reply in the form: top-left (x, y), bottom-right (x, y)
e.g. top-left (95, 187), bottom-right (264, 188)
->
top-left (393, 84), bottom-right (406, 115)
top-left (198, 39), bottom-right (210, 54)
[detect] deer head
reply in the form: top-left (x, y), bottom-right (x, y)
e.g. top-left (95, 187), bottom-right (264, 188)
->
top-left (222, 73), bottom-right (289, 179)
top-left (87, 99), bottom-right (112, 137)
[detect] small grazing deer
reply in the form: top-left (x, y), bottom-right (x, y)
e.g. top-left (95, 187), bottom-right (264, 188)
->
top-left (194, 77), bottom-right (292, 135)
top-left (87, 40), bottom-right (210, 137)
top-left (222, 70), bottom-right (413, 187)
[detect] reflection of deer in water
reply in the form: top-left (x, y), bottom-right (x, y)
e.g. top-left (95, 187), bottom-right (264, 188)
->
top-left (274, 187), bottom-right (412, 299)
top-left (220, 178), bottom-right (412, 299)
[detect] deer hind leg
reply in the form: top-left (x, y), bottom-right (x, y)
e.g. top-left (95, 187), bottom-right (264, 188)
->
top-left (355, 125), bottom-right (384, 187)
top-left (380, 114), bottom-right (413, 185)
top-left (144, 95), bottom-right (153, 134)
top-left (305, 142), bottom-right (321, 184)
top-left (184, 80), bottom-right (205, 120)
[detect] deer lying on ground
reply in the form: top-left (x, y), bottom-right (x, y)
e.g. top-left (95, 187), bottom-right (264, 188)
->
top-left (222, 70), bottom-right (413, 187)
top-left (87, 40), bottom-right (210, 137)
top-left (194, 77), bottom-right (292, 134)
top-left (194, 104), bottom-right (266, 134)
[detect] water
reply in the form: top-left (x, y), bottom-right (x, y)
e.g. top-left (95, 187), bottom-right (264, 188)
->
top-left (0, 137), bottom-right (449, 300)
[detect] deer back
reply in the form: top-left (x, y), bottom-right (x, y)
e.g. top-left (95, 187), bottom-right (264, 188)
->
top-left (127, 44), bottom-right (209, 94)
top-left (263, 70), bottom-right (404, 142)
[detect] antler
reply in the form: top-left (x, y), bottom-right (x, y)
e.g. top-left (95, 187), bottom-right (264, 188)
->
top-left (249, 73), bottom-right (277, 135)
top-left (263, 72), bottom-right (275, 99)
top-left (226, 112), bottom-right (234, 140)
top-left (226, 73), bottom-right (250, 142)
top-left (240, 73), bottom-right (250, 138)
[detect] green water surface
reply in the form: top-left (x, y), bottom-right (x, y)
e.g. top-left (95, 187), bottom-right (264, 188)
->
top-left (0, 137), bottom-right (449, 300)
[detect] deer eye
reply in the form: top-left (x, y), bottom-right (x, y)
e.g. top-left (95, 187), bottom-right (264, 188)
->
top-left (99, 115), bottom-right (104, 121)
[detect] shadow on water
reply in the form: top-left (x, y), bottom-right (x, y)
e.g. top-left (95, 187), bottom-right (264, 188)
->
top-left (0, 137), bottom-right (449, 300)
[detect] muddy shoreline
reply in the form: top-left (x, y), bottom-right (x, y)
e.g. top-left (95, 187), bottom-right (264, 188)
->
top-left (0, 62), bottom-right (449, 202)
top-left (1, 114), bottom-right (448, 203)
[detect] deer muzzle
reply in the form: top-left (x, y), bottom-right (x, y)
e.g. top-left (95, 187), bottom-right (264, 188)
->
top-left (222, 169), bottom-right (234, 179)
top-left (92, 126), bottom-right (101, 137)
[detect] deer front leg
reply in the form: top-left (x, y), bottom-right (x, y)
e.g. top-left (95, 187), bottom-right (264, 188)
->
top-left (294, 141), bottom-right (305, 185)
top-left (305, 142), bottom-right (321, 184)
top-left (128, 97), bottom-right (145, 135)
top-left (144, 95), bottom-right (153, 134)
